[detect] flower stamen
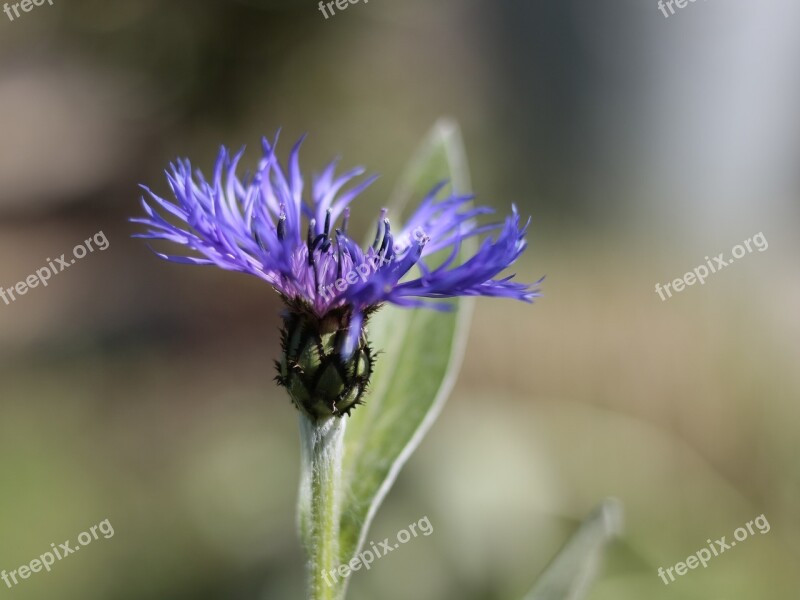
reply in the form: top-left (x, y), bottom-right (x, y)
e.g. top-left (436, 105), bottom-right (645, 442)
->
top-left (277, 210), bottom-right (286, 242)
top-left (372, 208), bottom-right (388, 250)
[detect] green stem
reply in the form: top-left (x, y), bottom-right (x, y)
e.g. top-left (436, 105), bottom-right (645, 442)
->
top-left (298, 415), bottom-right (346, 600)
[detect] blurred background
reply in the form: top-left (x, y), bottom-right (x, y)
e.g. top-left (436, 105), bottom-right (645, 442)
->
top-left (1, 0), bottom-right (799, 598)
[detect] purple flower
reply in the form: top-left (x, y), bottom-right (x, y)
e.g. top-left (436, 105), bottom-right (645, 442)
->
top-left (132, 133), bottom-right (540, 418)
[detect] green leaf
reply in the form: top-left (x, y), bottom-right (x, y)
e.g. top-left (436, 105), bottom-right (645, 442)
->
top-left (336, 119), bottom-right (476, 588)
top-left (524, 499), bottom-right (623, 600)
top-left (386, 118), bottom-right (472, 210)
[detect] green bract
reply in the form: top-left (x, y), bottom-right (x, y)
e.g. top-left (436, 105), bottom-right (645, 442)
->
top-left (276, 305), bottom-right (375, 420)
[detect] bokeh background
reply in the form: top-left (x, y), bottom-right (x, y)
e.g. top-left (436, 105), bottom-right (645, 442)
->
top-left (1, 0), bottom-right (799, 598)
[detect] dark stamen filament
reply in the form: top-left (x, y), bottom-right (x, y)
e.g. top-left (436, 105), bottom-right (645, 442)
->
top-left (323, 209), bottom-right (331, 237)
top-left (336, 241), bottom-right (344, 281)
top-left (378, 218), bottom-right (392, 258)
top-left (277, 214), bottom-right (286, 241)
top-left (307, 219), bottom-right (316, 265)
top-left (372, 208), bottom-right (388, 249)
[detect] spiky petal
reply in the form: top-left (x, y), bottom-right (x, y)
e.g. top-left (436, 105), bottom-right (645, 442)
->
top-left (132, 133), bottom-right (541, 417)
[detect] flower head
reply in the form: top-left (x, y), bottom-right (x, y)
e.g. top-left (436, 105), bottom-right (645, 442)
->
top-left (132, 133), bottom-right (540, 418)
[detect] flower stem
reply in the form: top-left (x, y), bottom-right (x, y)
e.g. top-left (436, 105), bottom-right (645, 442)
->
top-left (298, 415), bottom-right (346, 600)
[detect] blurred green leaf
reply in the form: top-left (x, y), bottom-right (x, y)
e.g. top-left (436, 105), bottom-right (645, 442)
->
top-left (525, 499), bottom-right (623, 600)
top-left (337, 119), bottom-right (476, 587)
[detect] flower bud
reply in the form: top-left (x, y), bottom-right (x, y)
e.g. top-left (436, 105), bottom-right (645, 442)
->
top-left (275, 307), bottom-right (374, 421)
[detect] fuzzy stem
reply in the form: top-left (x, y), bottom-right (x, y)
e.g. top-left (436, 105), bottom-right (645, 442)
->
top-left (298, 415), bottom-right (346, 600)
